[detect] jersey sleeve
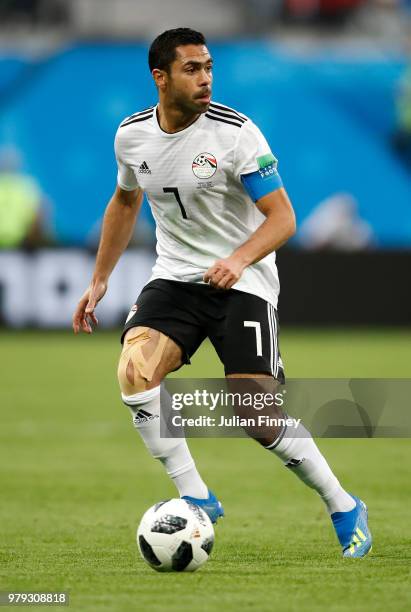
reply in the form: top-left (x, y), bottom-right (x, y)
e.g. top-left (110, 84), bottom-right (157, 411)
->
top-left (114, 129), bottom-right (140, 191)
top-left (233, 120), bottom-right (283, 202)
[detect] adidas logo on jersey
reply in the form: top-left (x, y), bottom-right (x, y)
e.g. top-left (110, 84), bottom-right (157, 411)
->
top-left (138, 161), bottom-right (151, 174)
top-left (133, 408), bottom-right (158, 424)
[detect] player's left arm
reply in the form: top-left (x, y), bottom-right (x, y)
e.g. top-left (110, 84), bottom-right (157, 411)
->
top-left (204, 187), bottom-right (296, 290)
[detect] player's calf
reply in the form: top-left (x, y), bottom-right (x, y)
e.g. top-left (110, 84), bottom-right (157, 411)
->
top-left (117, 326), bottom-right (211, 504)
top-left (226, 374), bottom-right (285, 445)
top-left (227, 374), bottom-right (358, 531)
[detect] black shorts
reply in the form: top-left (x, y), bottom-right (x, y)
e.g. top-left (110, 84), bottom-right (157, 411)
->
top-left (121, 279), bottom-right (285, 381)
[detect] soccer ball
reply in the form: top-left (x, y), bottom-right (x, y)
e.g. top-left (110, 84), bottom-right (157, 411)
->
top-left (137, 498), bottom-right (214, 572)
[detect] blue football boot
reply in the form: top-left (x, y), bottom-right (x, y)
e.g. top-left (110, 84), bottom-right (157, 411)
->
top-left (182, 490), bottom-right (224, 524)
top-left (331, 495), bottom-right (372, 558)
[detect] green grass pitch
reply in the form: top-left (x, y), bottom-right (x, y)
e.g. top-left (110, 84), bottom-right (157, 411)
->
top-left (0, 328), bottom-right (410, 611)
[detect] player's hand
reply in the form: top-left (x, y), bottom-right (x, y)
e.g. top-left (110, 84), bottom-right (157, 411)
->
top-left (72, 280), bottom-right (107, 334)
top-left (203, 255), bottom-right (246, 290)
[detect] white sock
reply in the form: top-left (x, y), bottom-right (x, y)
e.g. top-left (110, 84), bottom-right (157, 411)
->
top-left (122, 385), bottom-right (208, 499)
top-left (266, 421), bottom-right (355, 514)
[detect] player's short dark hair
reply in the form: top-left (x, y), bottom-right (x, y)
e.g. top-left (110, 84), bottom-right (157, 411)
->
top-left (148, 28), bottom-right (207, 73)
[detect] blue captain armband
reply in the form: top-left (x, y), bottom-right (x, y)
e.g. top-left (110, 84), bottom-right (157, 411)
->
top-left (241, 153), bottom-right (283, 202)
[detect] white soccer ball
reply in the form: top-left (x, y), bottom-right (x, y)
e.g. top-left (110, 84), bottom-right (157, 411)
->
top-left (137, 498), bottom-right (215, 572)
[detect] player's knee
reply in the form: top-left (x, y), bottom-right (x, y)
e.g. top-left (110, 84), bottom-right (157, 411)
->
top-left (117, 355), bottom-right (146, 395)
top-left (117, 326), bottom-right (168, 396)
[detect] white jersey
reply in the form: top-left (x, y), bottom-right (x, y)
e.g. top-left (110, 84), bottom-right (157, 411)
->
top-left (115, 102), bottom-right (280, 308)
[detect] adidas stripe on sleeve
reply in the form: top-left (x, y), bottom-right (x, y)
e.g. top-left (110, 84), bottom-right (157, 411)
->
top-left (205, 102), bottom-right (248, 128)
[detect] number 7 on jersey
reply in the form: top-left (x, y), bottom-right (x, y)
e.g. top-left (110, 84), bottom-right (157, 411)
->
top-left (163, 187), bottom-right (188, 219)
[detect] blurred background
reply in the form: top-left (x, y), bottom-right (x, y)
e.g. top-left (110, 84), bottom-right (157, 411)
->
top-left (0, 0), bottom-right (411, 327)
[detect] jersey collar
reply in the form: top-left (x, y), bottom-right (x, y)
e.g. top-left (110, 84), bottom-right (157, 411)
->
top-left (153, 104), bottom-right (205, 138)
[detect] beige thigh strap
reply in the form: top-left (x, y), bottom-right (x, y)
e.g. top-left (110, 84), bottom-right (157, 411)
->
top-left (118, 327), bottom-right (168, 394)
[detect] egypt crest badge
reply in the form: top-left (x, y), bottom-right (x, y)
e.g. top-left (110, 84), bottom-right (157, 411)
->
top-left (192, 153), bottom-right (217, 179)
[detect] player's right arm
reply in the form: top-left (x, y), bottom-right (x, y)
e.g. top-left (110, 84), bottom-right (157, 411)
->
top-left (72, 185), bottom-right (142, 334)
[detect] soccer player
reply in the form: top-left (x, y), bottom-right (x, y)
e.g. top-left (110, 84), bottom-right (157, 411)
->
top-left (72, 28), bottom-right (372, 558)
